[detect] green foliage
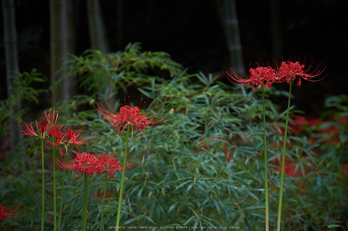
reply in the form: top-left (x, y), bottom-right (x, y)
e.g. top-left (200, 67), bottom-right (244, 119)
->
top-left (0, 69), bottom-right (46, 137)
top-left (63, 42), bottom-right (184, 95)
top-left (1, 47), bottom-right (347, 230)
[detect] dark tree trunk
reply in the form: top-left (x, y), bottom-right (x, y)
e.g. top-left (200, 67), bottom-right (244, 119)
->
top-left (86, 0), bottom-right (109, 53)
top-left (2, 0), bottom-right (22, 148)
top-left (216, 0), bottom-right (244, 75)
top-left (50, 0), bottom-right (76, 105)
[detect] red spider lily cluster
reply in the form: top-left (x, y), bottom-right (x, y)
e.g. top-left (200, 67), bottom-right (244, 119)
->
top-left (94, 100), bottom-right (165, 134)
top-left (19, 109), bottom-right (94, 155)
top-left (271, 156), bottom-right (313, 192)
top-left (227, 60), bottom-right (326, 90)
top-left (0, 203), bottom-right (20, 222)
top-left (268, 114), bottom-right (348, 192)
top-left (272, 156), bottom-right (311, 178)
top-left (18, 102), bottom-right (158, 180)
top-left (55, 153), bottom-right (133, 178)
top-left (16, 105), bottom-right (142, 229)
top-left (273, 115), bottom-right (348, 149)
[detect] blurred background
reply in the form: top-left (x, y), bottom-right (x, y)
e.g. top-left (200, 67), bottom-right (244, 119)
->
top-left (1, 0), bottom-right (348, 114)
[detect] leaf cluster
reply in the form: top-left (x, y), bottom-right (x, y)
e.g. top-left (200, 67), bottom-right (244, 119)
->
top-left (0, 69), bottom-right (46, 137)
top-left (63, 42), bottom-right (184, 95)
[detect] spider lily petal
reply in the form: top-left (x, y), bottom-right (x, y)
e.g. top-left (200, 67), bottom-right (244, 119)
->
top-left (0, 203), bottom-right (21, 222)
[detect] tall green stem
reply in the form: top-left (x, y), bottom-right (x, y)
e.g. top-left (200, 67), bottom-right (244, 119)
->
top-left (52, 139), bottom-right (56, 231)
top-left (82, 171), bottom-right (89, 231)
top-left (261, 86), bottom-right (269, 231)
top-left (277, 78), bottom-right (293, 231)
top-left (116, 126), bottom-right (131, 231)
top-left (58, 148), bottom-right (67, 231)
top-left (41, 139), bottom-right (45, 231)
top-left (100, 171), bottom-right (108, 231)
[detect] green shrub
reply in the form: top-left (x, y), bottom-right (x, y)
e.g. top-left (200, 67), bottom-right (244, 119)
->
top-left (1, 46), bottom-right (347, 230)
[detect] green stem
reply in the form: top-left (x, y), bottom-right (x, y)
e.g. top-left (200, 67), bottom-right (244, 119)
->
top-left (100, 171), bottom-right (108, 231)
top-left (277, 78), bottom-right (293, 231)
top-left (261, 86), bottom-right (269, 231)
top-left (41, 139), bottom-right (45, 231)
top-left (82, 171), bottom-right (89, 231)
top-left (52, 139), bottom-right (56, 231)
top-left (58, 148), bottom-right (67, 231)
top-left (116, 126), bottom-right (131, 231)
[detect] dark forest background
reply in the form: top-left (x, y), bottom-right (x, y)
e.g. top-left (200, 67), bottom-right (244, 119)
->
top-left (1, 0), bottom-right (348, 114)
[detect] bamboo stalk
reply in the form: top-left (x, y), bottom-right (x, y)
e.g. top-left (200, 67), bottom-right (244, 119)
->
top-left (222, 0), bottom-right (244, 75)
top-left (50, 0), bottom-right (75, 105)
top-left (2, 0), bottom-right (22, 148)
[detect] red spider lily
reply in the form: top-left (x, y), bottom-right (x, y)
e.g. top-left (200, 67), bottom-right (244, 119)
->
top-left (47, 124), bottom-right (67, 155)
top-left (290, 116), bottom-right (309, 134)
top-left (55, 153), bottom-right (132, 178)
top-left (279, 165), bottom-right (305, 178)
top-left (18, 119), bottom-right (50, 139)
top-left (44, 109), bottom-right (58, 125)
top-left (96, 153), bottom-right (133, 178)
top-left (94, 100), bottom-right (165, 134)
top-left (65, 127), bottom-right (94, 147)
top-left (107, 156), bottom-right (134, 179)
top-left (0, 203), bottom-right (20, 222)
top-left (228, 59), bottom-right (325, 89)
top-left (105, 158), bottom-right (123, 179)
top-left (47, 126), bottom-right (94, 155)
top-left (56, 153), bottom-right (103, 177)
top-left (48, 124), bottom-right (65, 144)
top-left (273, 155), bottom-right (313, 178)
top-left (288, 116), bottom-right (322, 135)
top-left (227, 65), bottom-right (283, 91)
top-left (318, 115), bottom-right (348, 146)
top-left (65, 127), bottom-right (95, 155)
top-left (276, 60), bottom-right (326, 86)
